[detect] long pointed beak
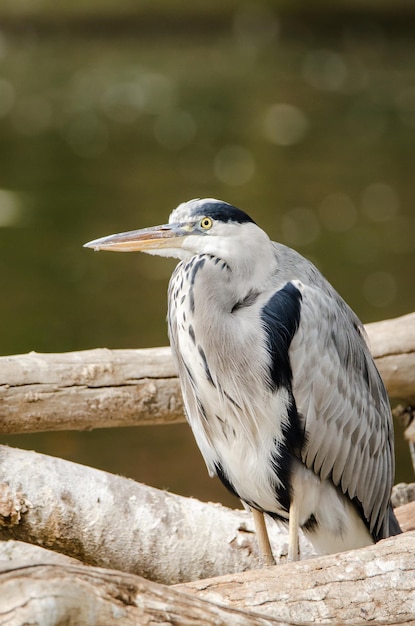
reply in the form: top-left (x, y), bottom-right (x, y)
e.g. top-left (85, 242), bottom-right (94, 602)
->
top-left (84, 223), bottom-right (185, 252)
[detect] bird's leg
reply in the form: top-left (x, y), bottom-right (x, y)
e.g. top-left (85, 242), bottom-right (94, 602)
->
top-left (288, 499), bottom-right (300, 561)
top-left (251, 508), bottom-right (275, 566)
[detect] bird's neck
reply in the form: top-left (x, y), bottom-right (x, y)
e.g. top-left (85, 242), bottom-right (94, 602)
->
top-left (216, 231), bottom-right (277, 296)
top-left (228, 249), bottom-right (277, 303)
top-left (184, 245), bottom-right (276, 320)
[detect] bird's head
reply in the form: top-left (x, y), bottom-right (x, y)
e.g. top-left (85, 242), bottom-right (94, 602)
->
top-left (84, 199), bottom-right (273, 276)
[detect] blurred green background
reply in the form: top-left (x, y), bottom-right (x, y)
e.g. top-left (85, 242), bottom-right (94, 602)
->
top-left (0, 2), bottom-right (414, 508)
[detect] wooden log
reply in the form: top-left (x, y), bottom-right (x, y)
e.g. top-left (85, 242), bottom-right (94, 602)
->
top-left (0, 347), bottom-right (185, 433)
top-left (175, 531), bottom-right (415, 625)
top-left (0, 312), bottom-right (414, 435)
top-left (0, 561), bottom-right (283, 626)
top-left (0, 538), bottom-right (82, 566)
top-left (391, 482), bottom-right (415, 508)
top-left (393, 500), bottom-right (415, 532)
top-left (0, 497), bottom-right (413, 568)
top-left (0, 476), bottom-right (413, 626)
top-left (0, 445), bottom-right (315, 584)
top-left (365, 311), bottom-right (415, 405)
top-left (1, 532), bottom-right (414, 626)
top-left (0, 497), bottom-right (410, 559)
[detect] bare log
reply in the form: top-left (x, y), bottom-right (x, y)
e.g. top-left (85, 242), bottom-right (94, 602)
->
top-left (366, 311), bottom-right (415, 405)
top-left (393, 501), bottom-right (415, 532)
top-left (0, 347), bottom-right (185, 433)
top-left (0, 476), bottom-right (413, 626)
top-left (0, 312), bottom-right (414, 435)
top-left (1, 534), bottom-right (414, 626)
top-left (0, 561), bottom-right (284, 626)
top-left (0, 445), bottom-right (315, 584)
top-left (391, 482), bottom-right (415, 508)
top-left (0, 538), bottom-right (82, 565)
top-left (0, 496), bottom-right (413, 567)
top-left (176, 531), bottom-right (415, 625)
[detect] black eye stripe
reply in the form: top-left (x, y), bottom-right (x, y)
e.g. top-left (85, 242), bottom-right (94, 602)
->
top-left (189, 202), bottom-right (256, 225)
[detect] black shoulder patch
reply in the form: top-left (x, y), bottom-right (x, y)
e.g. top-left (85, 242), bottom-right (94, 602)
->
top-left (191, 201), bottom-right (256, 225)
top-left (261, 282), bottom-right (302, 390)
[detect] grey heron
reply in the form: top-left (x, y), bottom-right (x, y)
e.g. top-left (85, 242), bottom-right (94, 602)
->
top-left (85, 198), bottom-right (401, 562)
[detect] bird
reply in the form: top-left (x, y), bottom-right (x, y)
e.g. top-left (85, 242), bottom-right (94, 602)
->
top-left (84, 197), bottom-right (401, 562)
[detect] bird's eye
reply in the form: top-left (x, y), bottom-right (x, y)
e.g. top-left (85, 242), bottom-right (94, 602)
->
top-left (200, 217), bottom-right (213, 230)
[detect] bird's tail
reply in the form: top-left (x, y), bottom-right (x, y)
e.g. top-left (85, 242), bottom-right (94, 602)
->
top-left (388, 505), bottom-right (402, 537)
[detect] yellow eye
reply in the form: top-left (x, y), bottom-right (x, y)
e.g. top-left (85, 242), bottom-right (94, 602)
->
top-left (200, 216), bottom-right (213, 230)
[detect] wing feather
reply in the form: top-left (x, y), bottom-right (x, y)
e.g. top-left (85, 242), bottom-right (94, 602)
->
top-left (289, 282), bottom-right (394, 538)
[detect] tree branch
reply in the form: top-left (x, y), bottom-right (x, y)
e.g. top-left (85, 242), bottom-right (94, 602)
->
top-left (0, 561), bottom-right (284, 626)
top-left (175, 531), bottom-right (415, 625)
top-left (0, 446), bottom-right (413, 624)
top-left (0, 445), bottom-right (315, 584)
top-left (365, 311), bottom-right (415, 405)
top-left (1, 532), bottom-right (414, 626)
top-left (0, 347), bottom-right (184, 434)
top-left (0, 312), bottom-right (414, 435)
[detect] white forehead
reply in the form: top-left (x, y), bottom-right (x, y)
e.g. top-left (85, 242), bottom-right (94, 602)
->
top-left (168, 198), bottom-right (224, 223)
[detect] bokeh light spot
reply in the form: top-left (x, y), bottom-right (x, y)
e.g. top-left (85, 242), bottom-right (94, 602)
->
top-left (302, 49), bottom-right (348, 91)
top-left (0, 189), bottom-right (23, 227)
top-left (101, 82), bottom-right (145, 124)
top-left (263, 103), bottom-right (308, 146)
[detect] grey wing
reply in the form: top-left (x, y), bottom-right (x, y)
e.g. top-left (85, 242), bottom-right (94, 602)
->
top-left (289, 281), bottom-right (395, 540)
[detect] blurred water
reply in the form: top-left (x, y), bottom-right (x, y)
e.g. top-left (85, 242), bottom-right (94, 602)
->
top-left (0, 11), bottom-right (414, 505)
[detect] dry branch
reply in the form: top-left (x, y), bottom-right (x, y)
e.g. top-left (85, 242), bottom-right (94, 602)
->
top-left (0, 312), bottom-right (414, 435)
top-left (0, 499), bottom-right (412, 567)
top-left (391, 482), bottom-right (415, 508)
top-left (0, 561), bottom-right (284, 626)
top-left (366, 311), bottom-right (415, 405)
top-left (1, 533), bottom-right (414, 626)
top-left (0, 445), bottom-right (315, 584)
top-left (176, 531), bottom-right (415, 625)
top-left (0, 461), bottom-right (413, 626)
top-left (0, 538), bottom-right (82, 566)
top-left (0, 347), bottom-right (184, 433)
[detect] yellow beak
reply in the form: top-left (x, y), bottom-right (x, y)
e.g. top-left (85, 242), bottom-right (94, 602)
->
top-left (84, 223), bottom-right (186, 252)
